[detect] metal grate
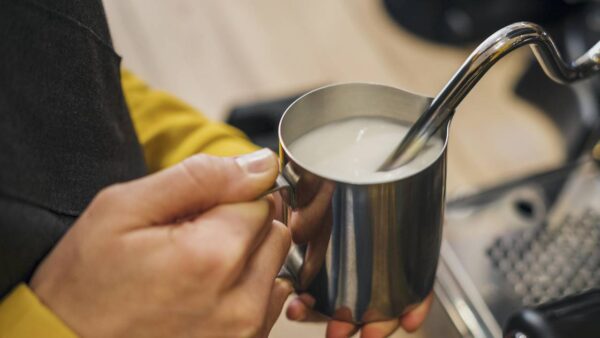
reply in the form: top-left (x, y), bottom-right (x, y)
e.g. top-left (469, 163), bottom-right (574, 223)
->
top-left (488, 209), bottom-right (600, 306)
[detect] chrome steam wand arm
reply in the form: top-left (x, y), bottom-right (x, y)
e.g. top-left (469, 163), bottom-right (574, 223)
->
top-left (380, 22), bottom-right (600, 171)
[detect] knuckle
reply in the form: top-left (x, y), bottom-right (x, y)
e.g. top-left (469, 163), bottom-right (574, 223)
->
top-left (174, 224), bottom-right (246, 278)
top-left (180, 156), bottom-right (211, 188)
top-left (181, 153), bottom-right (210, 173)
top-left (199, 249), bottom-right (232, 273)
top-left (179, 239), bottom-right (237, 277)
top-left (181, 154), bottom-right (226, 187)
top-left (180, 155), bottom-right (238, 205)
top-left (93, 184), bottom-right (126, 207)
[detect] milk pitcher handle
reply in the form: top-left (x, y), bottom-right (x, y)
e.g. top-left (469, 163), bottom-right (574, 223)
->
top-left (261, 163), bottom-right (299, 209)
top-left (260, 163), bottom-right (304, 286)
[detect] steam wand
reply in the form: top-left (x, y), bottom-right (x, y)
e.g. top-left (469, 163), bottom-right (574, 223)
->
top-left (379, 21), bottom-right (600, 171)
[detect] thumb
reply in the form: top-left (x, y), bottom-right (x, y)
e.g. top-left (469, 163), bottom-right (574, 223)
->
top-left (104, 148), bottom-right (279, 226)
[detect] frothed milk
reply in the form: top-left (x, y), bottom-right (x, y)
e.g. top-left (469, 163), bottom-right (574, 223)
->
top-left (288, 117), bottom-right (443, 183)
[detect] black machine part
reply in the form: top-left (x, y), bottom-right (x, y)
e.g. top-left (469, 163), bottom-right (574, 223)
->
top-left (503, 289), bottom-right (600, 338)
top-left (382, 0), bottom-right (578, 45)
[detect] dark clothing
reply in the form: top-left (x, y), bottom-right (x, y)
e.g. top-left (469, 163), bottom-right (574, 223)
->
top-left (0, 0), bottom-right (147, 297)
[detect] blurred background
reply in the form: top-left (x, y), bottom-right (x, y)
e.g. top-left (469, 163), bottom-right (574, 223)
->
top-left (103, 0), bottom-right (600, 337)
top-left (103, 0), bottom-right (567, 195)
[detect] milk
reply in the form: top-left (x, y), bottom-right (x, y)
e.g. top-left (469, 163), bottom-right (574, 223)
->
top-left (288, 117), bottom-right (443, 183)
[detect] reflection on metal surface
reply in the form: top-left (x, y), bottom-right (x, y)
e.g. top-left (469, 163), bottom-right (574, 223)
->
top-left (488, 209), bottom-right (600, 307)
top-left (436, 241), bottom-right (503, 338)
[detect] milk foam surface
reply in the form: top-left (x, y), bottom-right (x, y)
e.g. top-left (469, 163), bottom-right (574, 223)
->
top-left (288, 117), bottom-right (443, 183)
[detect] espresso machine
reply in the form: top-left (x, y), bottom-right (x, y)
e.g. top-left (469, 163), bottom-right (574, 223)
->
top-left (227, 2), bottom-right (600, 336)
top-left (385, 1), bottom-right (600, 337)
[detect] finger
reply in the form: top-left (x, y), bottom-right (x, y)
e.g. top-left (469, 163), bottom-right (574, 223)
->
top-left (175, 199), bottom-right (275, 285)
top-left (326, 320), bottom-right (359, 338)
top-left (232, 220), bottom-right (291, 305)
top-left (399, 293), bottom-right (433, 333)
top-left (360, 294), bottom-right (434, 337)
top-left (289, 180), bottom-right (334, 244)
top-left (97, 149), bottom-right (278, 228)
top-left (359, 319), bottom-right (400, 338)
top-left (286, 296), bottom-right (359, 337)
top-left (201, 198), bottom-right (275, 253)
top-left (285, 294), bottom-right (326, 322)
top-left (260, 279), bottom-right (294, 336)
top-left (286, 295), bottom-right (360, 338)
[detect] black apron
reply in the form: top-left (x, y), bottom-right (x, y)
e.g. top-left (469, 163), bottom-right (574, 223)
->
top-left (0, 0), bottom-right (147, 297)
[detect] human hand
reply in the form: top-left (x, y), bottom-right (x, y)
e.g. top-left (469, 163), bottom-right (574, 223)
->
top-left (30, 149), bottom-right (292, 338)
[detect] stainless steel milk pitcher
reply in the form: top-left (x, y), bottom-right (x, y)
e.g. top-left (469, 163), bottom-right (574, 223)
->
top-left (272, 83), bottom-right (448, 324)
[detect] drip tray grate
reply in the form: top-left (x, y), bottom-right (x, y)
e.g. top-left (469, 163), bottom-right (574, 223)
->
top-left (488, 209), bottom-right (600, 306)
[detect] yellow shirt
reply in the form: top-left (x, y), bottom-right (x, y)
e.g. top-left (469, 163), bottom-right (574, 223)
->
top-left (0, 70), bottom-right (259, 337)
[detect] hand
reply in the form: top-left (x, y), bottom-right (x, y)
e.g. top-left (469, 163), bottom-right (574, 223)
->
top-left (286, 293), bottom-right (433, 338)
top-left (30, 149), bottom-right (292, 338)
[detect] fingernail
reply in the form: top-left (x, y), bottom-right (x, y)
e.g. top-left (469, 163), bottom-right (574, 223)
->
top-left (236, 148), bottom-right (274, 174)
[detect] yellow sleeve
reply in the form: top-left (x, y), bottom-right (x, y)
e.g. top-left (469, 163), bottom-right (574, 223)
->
top-left (0, 284), bottom-right (78, 338)
top-left (121, 69), bottom-right (259, 173)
